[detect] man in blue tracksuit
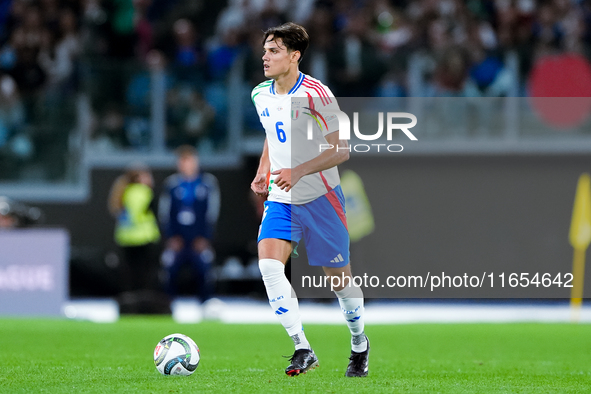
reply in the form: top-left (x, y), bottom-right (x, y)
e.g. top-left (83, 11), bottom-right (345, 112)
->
top-left (159, 145), bottom-right (220, 302)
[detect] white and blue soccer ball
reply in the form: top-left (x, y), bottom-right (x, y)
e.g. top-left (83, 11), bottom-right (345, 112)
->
top-left (154, 333), bottom-right (200, 376)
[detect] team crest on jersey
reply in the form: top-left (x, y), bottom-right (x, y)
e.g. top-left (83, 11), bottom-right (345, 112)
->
top-left (291, 101), bottom-right (301, 120)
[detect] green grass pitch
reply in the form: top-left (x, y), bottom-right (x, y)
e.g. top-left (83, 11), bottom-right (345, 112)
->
top-left (1, 317), bottom-right (591, 393)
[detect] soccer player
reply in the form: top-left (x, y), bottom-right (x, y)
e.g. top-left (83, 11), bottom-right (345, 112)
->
top-left (159, 145), bottom-right (220, 302)
top-left (250, 22), bottom-right (369, 377)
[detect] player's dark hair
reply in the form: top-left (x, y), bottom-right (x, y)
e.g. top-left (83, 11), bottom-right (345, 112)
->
top-left (263, 22), bottom-right (309, 63)
top-left (175, 144), bottom-right (198, 158)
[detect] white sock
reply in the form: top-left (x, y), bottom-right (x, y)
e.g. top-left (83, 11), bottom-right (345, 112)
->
top-left (335, 285), bottom-right (367, 352)
top-left (259, 258), bottom-right (310, 350)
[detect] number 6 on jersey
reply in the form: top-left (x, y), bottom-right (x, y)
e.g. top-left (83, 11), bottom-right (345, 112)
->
top-left (276, 122), bottom-right (286, 143)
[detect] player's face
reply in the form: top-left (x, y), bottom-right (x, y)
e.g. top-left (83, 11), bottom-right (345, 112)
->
top-left (262, 36), bottom-right (297, 79)
top-left (178, 154), bottom-right (199, 178)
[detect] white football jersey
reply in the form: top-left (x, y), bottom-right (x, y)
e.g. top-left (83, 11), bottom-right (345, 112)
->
top-left (251, 72), bottom-right (341, 204)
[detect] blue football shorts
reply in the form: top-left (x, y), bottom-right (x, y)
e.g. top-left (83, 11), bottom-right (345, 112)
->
top-left (257, 185), bottom-right (350, 268)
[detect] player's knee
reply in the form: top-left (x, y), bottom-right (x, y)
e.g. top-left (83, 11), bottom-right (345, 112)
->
top-left (259, 258), bottom-right (285, 278)
top-left (334, 282), bottom-right (364, 299)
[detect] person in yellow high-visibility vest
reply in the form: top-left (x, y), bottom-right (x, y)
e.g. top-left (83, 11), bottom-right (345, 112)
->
top-left (109, 164), bottom-right (161, 292)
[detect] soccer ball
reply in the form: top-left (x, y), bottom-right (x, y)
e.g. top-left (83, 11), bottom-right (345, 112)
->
top-left (154, 333), bottom-right (200, 376)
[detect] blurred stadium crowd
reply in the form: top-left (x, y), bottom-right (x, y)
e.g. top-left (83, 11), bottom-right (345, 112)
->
top-left (0, 0), bottom-right (590, 179)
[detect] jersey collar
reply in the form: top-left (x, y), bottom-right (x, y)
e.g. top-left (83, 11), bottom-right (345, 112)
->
top-left (270, 72), bottom-right (305, 95)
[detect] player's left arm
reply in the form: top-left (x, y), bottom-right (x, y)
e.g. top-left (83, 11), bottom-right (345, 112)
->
top-left (273, 131), bottom-right (348, 192)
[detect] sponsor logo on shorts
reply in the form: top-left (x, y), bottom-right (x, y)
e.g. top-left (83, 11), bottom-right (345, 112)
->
top-left (330, 254), bottom-right (344, 263)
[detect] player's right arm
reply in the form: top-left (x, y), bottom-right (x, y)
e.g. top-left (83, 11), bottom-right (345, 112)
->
top-left (251, 138), bottom-right (270, 197)
top-left (158, 176), bottom-right (184, 251)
